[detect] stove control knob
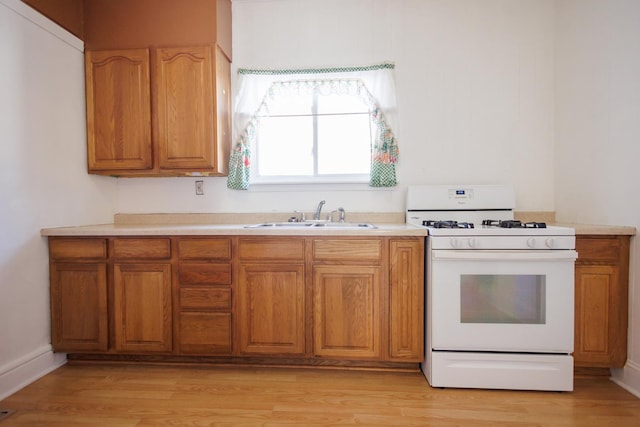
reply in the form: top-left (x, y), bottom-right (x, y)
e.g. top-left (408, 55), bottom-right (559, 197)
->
top-left (450, 238), bottom-right (459, 248)
top-left (545, 238), bottom-right (556, 249)
top-left (527, 238), bottom-right (536, 248)
top-left (467, 239), bottom-right (476, 248)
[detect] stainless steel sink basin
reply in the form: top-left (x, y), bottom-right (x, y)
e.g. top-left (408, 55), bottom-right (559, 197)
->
top-left (244, 222), bottom-right (315, 228)
top-left (312, 222), bottom-right (377, 229)
top-left (245, 222), bottom-right (377, 229)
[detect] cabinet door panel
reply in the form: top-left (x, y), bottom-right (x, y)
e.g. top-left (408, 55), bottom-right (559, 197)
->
top-left (575, 265), bottom-right (625, 367)
top-left (113, 263), bottom-right (172, 353)
top-left (389, 240), bottom-right (424, 361)
top-left (50, 263), bottom-right (108, 352)
top-left (313, 265), bottom-right (381, 359)
top-left (86, 49), bottom-right (152, 171)
top-left (238, 264), bottom-right (305, 354)
top-left (155, 46), bottom-right (214, 170)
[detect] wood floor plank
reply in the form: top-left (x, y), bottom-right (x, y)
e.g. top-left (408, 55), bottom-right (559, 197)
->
top-left (1, 364), bottom-right (639, 426)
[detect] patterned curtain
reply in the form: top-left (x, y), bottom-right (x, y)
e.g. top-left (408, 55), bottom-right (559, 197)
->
top-left (227, 64), bottom-right (398, 190)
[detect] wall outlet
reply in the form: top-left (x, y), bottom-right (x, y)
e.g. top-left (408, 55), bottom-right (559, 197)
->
top-left (195, 180), bottom-right (204, 195)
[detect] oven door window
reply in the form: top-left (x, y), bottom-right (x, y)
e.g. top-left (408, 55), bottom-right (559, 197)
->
top-left (460, 274), bottom-right (546, 324)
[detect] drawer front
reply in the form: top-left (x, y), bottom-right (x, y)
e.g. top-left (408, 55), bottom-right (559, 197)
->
top-left (180, 287), bottom-right (231, 310)
top-left (576, 237), bottom-right (620, 263)
top-left (179, 312), bottom-right (232, 355)
top-left (238, 238), bottom-right (305, 261)
top-left (178, 238), bottom-right (231, 260)
top-left (313, 239), bottom-right (382, 262)
top-left (49, 238), bottom-right (107, 260)
top-left (113, 238), bottom-right (171, 259)
top-left (179, 263), bottom-right (232, 285)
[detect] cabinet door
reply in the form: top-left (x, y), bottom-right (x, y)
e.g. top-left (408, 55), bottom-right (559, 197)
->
top-left (389, 239), bottom-right (424, 361)
top-left (238, 264), bottom-right (305, 354)
top-left (574, 264), bottom-right (626, 367)
top-left (85, 49), bottom-right (152, 171)
top-left (155, 46), bottom-right (215, 170)
top-left (50, 263), bottom-right (108, 352)
top-left (313, 265), bottom-right (381, 359)
top-left (113, 263), bottom-right (172, 353)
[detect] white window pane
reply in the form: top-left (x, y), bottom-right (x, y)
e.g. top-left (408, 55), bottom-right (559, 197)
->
top-left (318, 93), bottom-right (369, 115)
top-left (317, 114), bottom-right (371, 175)
top-left (257, 116), bottom-right (313, 176)
top-left (266, 92), bottom-right (313, 115)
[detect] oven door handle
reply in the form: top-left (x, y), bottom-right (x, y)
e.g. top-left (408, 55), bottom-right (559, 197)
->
top-left (432, 250), bottom-right (578, 261)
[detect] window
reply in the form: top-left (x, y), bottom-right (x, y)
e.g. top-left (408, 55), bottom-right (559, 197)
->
top-left (227, 64), bottom-right (399, 190)
top-left (254, 87), bottom-right (372, 183)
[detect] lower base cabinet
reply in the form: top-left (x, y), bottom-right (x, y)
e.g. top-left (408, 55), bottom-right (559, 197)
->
top-left (50, 262), bottom-right (108, 352)
top-left (313, 265), bottom-right (382, 359)
top-left (574, 235), bottom-right (630, 368)
top-left (113, 262), bottom-right (173, 353)
top-left (49, 238), bottom-right (108, 352)
top-left (48, 235), bottom-right (425, 368)
top-left (179, 312), bottom-right (232, 355)
top-left (238, 263), bottom-right (306, 355)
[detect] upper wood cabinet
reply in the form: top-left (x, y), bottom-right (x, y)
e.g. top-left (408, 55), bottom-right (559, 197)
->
top-left (81, 0), bottom-right (232, 177)
top-left (85, 49), bottom-right (153, 171)
top-left (85, 45), bottom-right (230, 176)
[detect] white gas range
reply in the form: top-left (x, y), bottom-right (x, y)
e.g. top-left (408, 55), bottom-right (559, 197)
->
top-left (407, 185), bottom-right (578, 391)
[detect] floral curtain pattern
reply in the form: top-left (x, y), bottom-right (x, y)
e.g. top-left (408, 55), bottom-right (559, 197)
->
top-left (227, 64), bottom-right (399, 190)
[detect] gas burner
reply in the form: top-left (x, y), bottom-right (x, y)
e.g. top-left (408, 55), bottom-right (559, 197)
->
top-left (423, 220), bottom-right (475, 229)
top-left (482, 220), bottom-right (547, 229)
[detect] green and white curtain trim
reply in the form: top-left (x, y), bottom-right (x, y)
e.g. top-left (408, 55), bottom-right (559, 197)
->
top-left (227, 63), bottom-right (399, 190)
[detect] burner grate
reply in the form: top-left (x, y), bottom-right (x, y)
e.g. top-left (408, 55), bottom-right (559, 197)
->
top-left (423, 220), bottom-right (475, 229)
top-left (482, 220), bottom-right (547, 229)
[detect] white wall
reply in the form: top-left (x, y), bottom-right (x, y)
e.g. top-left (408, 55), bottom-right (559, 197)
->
top-left (555, 0), bottom-right (640, 395)
top-left (0, 0), bottom-right (117, 400)
top-left (116, 0), bottom-right (557, 215)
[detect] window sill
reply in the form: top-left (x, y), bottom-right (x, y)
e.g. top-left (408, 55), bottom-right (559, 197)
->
top-left (246, 181), bottom-right (395, 192)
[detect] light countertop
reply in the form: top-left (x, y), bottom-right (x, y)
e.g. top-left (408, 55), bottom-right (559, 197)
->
top-left (39, 213), bottom-right (634, 238)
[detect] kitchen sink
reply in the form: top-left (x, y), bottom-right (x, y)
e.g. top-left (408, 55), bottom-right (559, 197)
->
top-left (244, 222), bottom-right (315, 228)
top-left (245, 222), bottom-right (377, 229)
top-left (312, 222), bottom-right (377, 229)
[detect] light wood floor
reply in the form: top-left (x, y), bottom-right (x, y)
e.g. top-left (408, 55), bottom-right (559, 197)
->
top-left (1, 364), bottom-right (639, 426)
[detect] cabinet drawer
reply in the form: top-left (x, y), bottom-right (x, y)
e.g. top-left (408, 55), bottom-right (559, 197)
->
top-left (113, 238), bottom-right (171, 259)
top-left (179, 263), bottom-right (231, 285)
top-left (238, 238), bottom-right (305, 261)
top-left (49, 238), bottom-right (107, 260)
top-left (178, 238), bottom-right (231, 260)
top-left (576, 237), bottom-right (621, 263)
top-left (180, 287), bottom-right (231, 310)
top-left (313, 239), bottom-right (382, 262)
top-left (179, 312), bottom-right (232, 355)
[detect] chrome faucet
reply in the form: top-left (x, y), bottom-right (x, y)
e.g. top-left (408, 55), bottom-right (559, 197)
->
top-left (337, 207), bottom-right (346, 222)
top-left (314, 200), bottom-right (326, 220)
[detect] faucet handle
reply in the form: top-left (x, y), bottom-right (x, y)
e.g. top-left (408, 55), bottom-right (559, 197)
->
top-left (293, 210), bottom-right (306, 222)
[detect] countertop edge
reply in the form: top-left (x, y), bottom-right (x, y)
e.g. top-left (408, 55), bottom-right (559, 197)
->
top-left (40, 223), bottom-right (428, 237)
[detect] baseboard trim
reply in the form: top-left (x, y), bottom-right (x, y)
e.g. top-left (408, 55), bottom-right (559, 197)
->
top-left (611, 360), bottom-right (640, 399)
top-left (0, 345), bottom-right (67, 401)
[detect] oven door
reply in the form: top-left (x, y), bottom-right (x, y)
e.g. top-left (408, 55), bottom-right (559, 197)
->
top-left (429, 249), bottom-right (578, 353)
